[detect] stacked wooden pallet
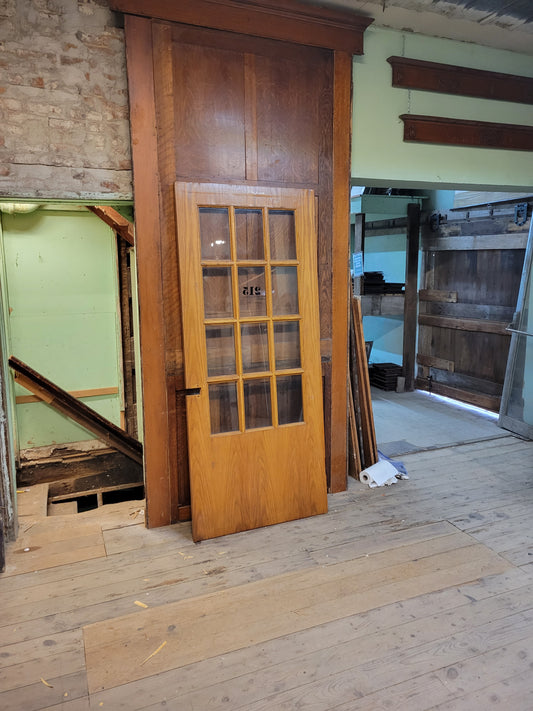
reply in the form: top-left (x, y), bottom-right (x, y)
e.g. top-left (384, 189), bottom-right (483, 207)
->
top-left (349, 297), bottom-right (378, 479)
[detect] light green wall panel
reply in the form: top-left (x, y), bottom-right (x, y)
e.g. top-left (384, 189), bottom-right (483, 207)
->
top-left (352, 28), bottom-right (533, 190)
top-left (16, 397), bottom-right (121, 450)
top-left (364, 233), bottom-right (406, 284)
top-left (364, 315), bottom-right (403, 366)
top-left (1, 209), bottom-right (122, 449)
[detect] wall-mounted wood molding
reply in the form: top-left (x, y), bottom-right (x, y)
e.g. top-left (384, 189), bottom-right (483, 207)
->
top-left (16, 387), bottom-right (119, 405)
top-left (388, 56), bottom-right (533, 105)
top-left (110, 0), bottom-right (373, 54)
top-left (422, 234), bottom-right (528, 252)
top-left (418, 313), bottom-right (509, 336)
top-left (416, 354), bottom-right (455, 373)
top-left (400, 115), bottom-right (533, 152)
top-left (415, 378), bottom-right (500, 412)
top-left (419, 289), bottom-right (458, 303)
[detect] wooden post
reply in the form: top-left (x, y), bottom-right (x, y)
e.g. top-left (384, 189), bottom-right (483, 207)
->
top-left (329, 49), bottom-right (353, 493)
top-left (403, 203), bottom-right (420, 391)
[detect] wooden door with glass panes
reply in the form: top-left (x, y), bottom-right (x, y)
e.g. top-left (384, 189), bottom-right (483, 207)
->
top-left (176, 182), bottom-right (327, 541)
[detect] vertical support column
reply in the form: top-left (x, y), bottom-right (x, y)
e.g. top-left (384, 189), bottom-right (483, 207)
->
top-left (403, 202), bottom-right (421, 392)
top-left (125, 15), bottom-right (172, 527)
top-left (329, 50), bottom-right (352, 493)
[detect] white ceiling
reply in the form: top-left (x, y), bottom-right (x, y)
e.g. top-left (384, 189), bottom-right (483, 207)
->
top-left (306, 0), bottom-right (533, 54)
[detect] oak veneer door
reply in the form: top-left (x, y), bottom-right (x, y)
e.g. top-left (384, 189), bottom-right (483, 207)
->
top-left (176, 181), bottom-right (327, 541)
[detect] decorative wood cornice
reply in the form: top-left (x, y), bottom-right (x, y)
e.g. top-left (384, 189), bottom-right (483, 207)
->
top-left (400, 114), bottom-right (533, 152)
top-left (110, 0), bottom-right (373, 54)
top-left (388, 56), bottom-right (533, 105)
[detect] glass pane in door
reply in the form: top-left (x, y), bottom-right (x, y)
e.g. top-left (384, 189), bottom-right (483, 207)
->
top-left (199, 207), bottom-right (231, 260)
top-left (206, 325), bottom-right (236, 376)
top-left (238, 266), bottom-right (266, 317)
top-left (244, 378), bottom-right (272, 429)
top-left (277, 374), bottom-right (303, 424)
top-left (203, 267), bottom-right (233, 318)
top-left (241, 323), bottom-right (269, 373)
top-left (236, 209), bottom-right (264, 260)
top-left (209, 382), bottom-right (239, 434)
top-left (271, 266), bottom-right (299, 315)
top-left (274, 321), bottom-right (300, 369)
top-left (269, 210), bottom-right (296, 260)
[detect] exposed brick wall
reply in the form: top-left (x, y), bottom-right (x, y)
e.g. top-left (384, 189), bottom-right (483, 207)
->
top-left (0, 0), bottom-right (133, 200)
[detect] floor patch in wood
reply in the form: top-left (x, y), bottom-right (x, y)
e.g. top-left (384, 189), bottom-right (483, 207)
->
top-left (83, 532), bottom-right (511, 693)
top-left (3, 518), bottom-right (105, 576)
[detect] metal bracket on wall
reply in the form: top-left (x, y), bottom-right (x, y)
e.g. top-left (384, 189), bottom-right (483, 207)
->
top-left (514, 203), bottom-right (528, 226)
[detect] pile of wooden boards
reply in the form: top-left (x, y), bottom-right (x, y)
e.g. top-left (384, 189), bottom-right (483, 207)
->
top-left (369, 362), bottom-right (403, 391)
top-left (349, 297), bottom-right (378, 479)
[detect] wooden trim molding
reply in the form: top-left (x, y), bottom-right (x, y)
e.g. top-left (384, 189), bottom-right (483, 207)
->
top-left (388, 56), bottom-right (533, 105)
top-left (418, 313), bottom-right (509, 336)
top-left (124, 15), bottom-right (172, 526)
top-left (400, 114), bottom-right (533, 152)
top-left (415, 377), bottom-right (501, 412)
top-left (422, 234), bottom-right (528, 252)
top-left (329, 50), bottom-right (353, 493)
top-left (110, 0), bottom-right (373, 53)
top-left (16, 386), bottom-right (119, 404)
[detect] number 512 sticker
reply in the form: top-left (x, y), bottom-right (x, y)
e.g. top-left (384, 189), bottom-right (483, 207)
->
top-left (242, 286), bottom-right (261, 296)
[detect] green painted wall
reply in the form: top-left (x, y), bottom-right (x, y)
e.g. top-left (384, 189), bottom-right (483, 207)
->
top-left (352, 28), bottom-right (533, 190)
top-left (0, 207), bottom-right (122, 450)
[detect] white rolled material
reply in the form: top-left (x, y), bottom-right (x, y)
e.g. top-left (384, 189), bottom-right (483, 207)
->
top-left (360, 460), bottom-right (399, 488)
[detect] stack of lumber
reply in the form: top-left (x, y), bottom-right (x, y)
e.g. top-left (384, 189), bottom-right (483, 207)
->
top-left (369, 362), bottom-right (403, 391)
top-left (349, 296), bottom-right (378, 480)
top-left (363, 271), bottom-right (404, 295)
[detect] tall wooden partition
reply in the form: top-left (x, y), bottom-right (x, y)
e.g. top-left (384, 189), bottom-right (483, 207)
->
top-left (111, 0), bottom-right (372, 527)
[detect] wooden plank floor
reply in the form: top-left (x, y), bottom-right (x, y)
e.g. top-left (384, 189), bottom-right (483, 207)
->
top-left (2, 434), bottom-right (533, 710)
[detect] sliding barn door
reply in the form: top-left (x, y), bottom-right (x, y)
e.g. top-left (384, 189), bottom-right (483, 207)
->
top-left (176, 182), bottom-right (326, 541)
top-left (417, 203), bottom-right (527, 411)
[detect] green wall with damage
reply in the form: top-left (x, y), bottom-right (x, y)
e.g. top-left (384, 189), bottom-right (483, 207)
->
top-left (0, 207), bottom-right (122, 451)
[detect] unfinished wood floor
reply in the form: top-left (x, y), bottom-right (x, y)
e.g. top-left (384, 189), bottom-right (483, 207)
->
top-left (2, 434), bottom-right (533, 710)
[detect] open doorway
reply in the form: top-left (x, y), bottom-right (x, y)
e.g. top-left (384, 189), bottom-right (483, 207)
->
top-left (0, 201), bottom-right (143, 541)
top-left (350, 185), bottom-right (533, 457)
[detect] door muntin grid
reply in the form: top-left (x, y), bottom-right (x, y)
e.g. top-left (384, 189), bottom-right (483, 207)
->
top-left (200, 205), bottom-right (304, 434)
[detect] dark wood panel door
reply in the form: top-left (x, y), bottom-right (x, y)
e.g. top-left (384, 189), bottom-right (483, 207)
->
top-left (172, 40), bottom-right (247, 180)
top-left (121, 8), bottom-right (358, 527)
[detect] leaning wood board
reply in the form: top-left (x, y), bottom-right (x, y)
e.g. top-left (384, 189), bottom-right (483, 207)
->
top-left (351, 297), bottom-right (378, 469)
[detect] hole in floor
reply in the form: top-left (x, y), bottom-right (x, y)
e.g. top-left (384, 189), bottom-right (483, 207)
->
top-left (52, 485), bottom-right (145, 513)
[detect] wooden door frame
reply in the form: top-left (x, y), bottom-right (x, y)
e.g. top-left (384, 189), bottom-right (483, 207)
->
top-left (119, 3), bottom-right (372, 526)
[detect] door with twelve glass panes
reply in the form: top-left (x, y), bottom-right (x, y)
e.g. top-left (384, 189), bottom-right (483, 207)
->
top-left (176, 181), bottom-right (327, 541)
